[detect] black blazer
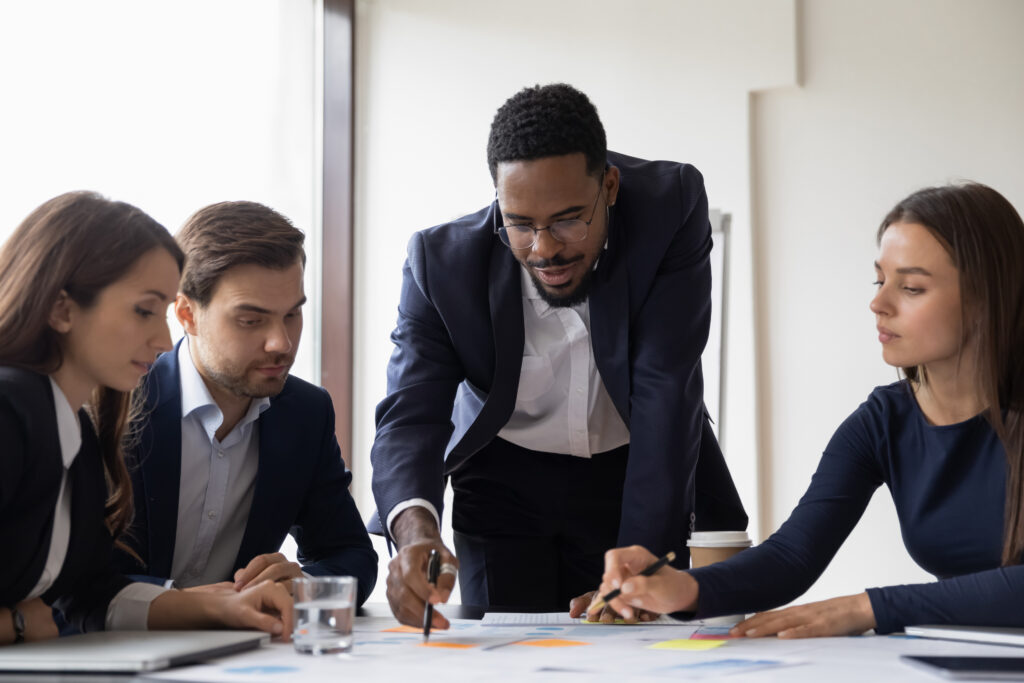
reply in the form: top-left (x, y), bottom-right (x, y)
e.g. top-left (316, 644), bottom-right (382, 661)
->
top-left (116, 343), bottom-right (378, 605)
top-left (0, 367), bottom-right (130, 632)
top-left (370, 152), bottom-right (747, 563)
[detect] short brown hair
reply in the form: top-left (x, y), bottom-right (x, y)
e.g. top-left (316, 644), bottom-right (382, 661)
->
top-left (177, 201), bottom-right (305, 306)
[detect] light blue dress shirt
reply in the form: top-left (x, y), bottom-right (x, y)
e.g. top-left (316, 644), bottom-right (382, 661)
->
top-left (171, 340), bottom-right (270, 587)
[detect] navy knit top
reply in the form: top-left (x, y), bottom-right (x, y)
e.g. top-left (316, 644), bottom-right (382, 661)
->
top-left (689, 381), bottom-right (1021, 633)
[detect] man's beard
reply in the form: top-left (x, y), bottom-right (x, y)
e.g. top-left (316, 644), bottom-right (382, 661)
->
top-left (526, 254), bottom-right (595, 308)
top-left (201, 354), bottom-right (293, 399)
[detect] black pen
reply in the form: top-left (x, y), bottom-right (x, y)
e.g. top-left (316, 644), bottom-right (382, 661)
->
top-left (588, 551), bottom-right (676, 614)
top-left (423, 548), bottom-right (440, 640)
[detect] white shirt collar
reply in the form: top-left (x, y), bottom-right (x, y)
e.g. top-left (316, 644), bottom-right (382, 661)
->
top-left (178, 339), bottom-right (270, 443)
top-left (519, 266), bottom-right (556, 319)
top-left (518, 265), bottom-right (590, 319)
top-left (48, 376), bottom-right (81, 469)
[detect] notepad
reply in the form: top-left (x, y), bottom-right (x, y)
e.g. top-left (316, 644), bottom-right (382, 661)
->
top-left (905, 625), bottom-right (1024, 648)
top-left (480, 612), bottom-right (686, 626)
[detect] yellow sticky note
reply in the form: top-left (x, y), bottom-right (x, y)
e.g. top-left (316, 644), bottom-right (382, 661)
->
top-left (648, 639), bottom-right (726, 651)
top-left (419, 641), bottom-right (477, 649)
top-left (516, 639), bottom-right (588, 648)
top-left (382, 625), bottom-right (423, 633)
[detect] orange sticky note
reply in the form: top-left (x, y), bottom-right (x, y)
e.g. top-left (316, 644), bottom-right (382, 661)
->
top-left (419, 641), bottom-right (477, 649)
top-left (382, 625), bottom-right (423, 633)
top-left (516, 639), bottom-right (588, 648)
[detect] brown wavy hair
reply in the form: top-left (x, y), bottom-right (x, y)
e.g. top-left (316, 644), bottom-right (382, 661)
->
top-left (0, 191), bottom-right (184, 551)
top-left (878, 183), bottom-right (1024, 565)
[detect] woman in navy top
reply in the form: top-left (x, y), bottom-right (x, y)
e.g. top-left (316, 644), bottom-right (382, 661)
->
top-left (1, 192), bottom-right (293, 644)
top-left (591, 182), bottom-right (1024, 637)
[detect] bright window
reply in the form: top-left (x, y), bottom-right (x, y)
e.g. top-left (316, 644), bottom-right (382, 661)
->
top-left (0, 0), bottom-right (321, 383)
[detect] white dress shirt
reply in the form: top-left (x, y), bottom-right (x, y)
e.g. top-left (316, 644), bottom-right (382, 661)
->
top-left (497, 266), bottom-right (630, 455)
top-left (25, 378), bottom-right (81, 600)
top-left (387, 266), bottom-right (631, 535)
top-left (171, 340), bottom-right (270, 587)
top-left (32, 377), bottom-right (166, 630)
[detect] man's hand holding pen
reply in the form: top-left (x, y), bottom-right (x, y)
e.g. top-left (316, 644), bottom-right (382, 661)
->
top-left (387, 507), bottom-right (459, 630)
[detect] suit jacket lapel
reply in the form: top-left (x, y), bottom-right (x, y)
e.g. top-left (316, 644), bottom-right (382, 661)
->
top-left (235, 405), bottom-right (289, 570)
top-left (141, 350), bottom-right (184, 577)
top-left (448, 233), bottom-right (524, 466)
top-left (488, 238), bottom-right (525, 414)
top-left (589, 205), bottom-right (631, 426)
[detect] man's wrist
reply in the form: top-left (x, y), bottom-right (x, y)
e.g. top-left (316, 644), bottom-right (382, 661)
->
top-left (9, 605), bottom-right (25, 643)
top-left (392, 507), bottom-right (441, 548)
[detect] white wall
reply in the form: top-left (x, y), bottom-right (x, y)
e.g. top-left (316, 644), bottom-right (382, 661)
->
top-left (352, 0), bottom-right (798, 598)
top-left (753, 0), bottom-right (1024, 603)
top-left (354, 0), bottom-right (1024, 608)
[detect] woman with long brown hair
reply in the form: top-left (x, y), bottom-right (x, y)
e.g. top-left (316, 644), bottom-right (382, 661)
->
top-left (592, 182), bottom-right (1024, 636)
top-left (1, 192), bottom-right (292, 644)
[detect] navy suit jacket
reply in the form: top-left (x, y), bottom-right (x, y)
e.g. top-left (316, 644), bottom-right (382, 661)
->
top-left (1, 367), bottom-right (131, 632)
top-left (371, 152), bottom-right (746, 564)
top-left (117, 344), bottom-right (377, 605)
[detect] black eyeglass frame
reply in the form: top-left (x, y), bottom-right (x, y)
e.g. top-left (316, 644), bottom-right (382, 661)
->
top-left (492, 181), bottom-right (606, 251)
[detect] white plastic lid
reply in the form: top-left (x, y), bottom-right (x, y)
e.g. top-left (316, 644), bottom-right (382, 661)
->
top-left (686, 531), bottom-right (752, 548)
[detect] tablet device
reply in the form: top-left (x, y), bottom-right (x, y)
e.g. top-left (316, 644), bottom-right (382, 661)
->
top-left (906, 625), bottom-right (1024, 648)
top-left (902, 655), bottom-right (1024, 680)
top-left (0, 630), bottom-right (268, 673)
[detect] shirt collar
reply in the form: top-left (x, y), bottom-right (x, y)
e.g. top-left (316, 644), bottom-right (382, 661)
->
top-left (519, 266), bottom-right (554, 318)
top-left (518, 265), bottom-right (591, 319)
top-left (178, 339), bottom-right (271, 442)
top-left (48, 376), bottom-right (81, 469)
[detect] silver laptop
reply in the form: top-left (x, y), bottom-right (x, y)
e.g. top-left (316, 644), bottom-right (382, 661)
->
top-left (0, 630), bottom-right (269, 673)
top-left (906, 625), bottom-right (1024, 648)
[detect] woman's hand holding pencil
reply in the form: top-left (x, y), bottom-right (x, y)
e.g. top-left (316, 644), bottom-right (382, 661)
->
top-left (586, 546), bottom-right (699, 621)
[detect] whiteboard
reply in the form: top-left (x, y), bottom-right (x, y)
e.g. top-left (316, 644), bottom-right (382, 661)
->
top-left (702, 209), bottom-right (729, 441)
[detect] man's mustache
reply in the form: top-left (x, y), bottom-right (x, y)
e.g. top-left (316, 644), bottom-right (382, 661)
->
top-left (525, 254), bottom-right (584, 269)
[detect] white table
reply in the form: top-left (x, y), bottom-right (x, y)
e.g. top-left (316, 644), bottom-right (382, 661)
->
top-left (141, 614), bottom-right (1024, 682)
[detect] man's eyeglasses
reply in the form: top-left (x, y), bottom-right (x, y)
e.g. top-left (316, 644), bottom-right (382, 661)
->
top-left (493, 184), bottom-right (604, 251)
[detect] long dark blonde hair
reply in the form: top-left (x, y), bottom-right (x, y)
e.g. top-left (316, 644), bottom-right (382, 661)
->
top-left (878, 183), bottom-right (1024, 565)
top-left (0, 191), bottom-right (184, 547)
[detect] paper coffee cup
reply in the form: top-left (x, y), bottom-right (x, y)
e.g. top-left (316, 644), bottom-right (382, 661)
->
top-left (687, 531), bottom-right (752, 626)
top-left (687, 531), bottom-right (752, 569)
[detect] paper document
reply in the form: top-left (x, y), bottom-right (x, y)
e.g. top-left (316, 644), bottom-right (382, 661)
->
top-left (480, 612), bottom-right (689, 626)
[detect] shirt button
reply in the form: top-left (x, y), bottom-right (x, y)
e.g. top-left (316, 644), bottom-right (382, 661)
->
top-left (217, 450), bottom-right (224, 458)
top-left (207, 510), bottom-right (216, 519)
top-left (576, 388), bottom-right (584, 394)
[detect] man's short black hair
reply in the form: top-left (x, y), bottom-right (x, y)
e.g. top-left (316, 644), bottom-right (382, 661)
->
top-left (486, 83), bottom-right (607, 183)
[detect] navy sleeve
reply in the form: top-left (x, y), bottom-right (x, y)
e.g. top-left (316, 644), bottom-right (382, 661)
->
top-left (616, 165), bottom-right (713, 560)
top-left (867, 565), bottom-right (1024, 633)
top-left (291, 389), bottom-right (378, 606)
top-left (0, 397), bottom-right (33, 606)
top-left (689, 402), bottom-right (884, 617)
top-left (370, 232), bottom-right (465, 537)
top-left (0, 400), bottom-right (25, 523)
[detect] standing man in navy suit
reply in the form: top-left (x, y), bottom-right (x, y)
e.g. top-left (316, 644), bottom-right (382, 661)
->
top-left (373, 84), bottom-right (746, 627)
top-left (117, 202), bottom-right (377, 605)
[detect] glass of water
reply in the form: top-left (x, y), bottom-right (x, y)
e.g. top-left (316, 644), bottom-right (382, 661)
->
top-left (292, 576), bottom-right (356, 655)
